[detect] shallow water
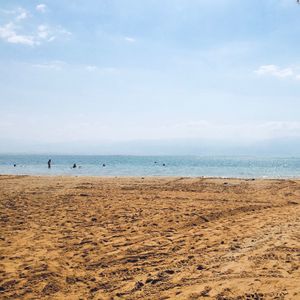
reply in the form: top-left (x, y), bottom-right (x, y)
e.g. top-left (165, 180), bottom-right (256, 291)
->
top-left (0, 155), bottom-right (300, 178)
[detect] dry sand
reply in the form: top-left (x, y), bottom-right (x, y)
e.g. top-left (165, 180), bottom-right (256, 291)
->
top-left (0, 175), bottom-right (300, 300)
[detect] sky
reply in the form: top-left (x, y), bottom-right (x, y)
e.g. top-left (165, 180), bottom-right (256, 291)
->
top-left (0, 0), bottom-right (300, 154)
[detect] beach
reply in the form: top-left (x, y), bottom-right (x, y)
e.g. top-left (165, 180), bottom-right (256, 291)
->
top-left (0, 175), bottom-right (299, 299)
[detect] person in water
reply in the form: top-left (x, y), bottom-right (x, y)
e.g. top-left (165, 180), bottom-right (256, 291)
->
top-left (72, 163), bottom-right (77, 168)
top-left (48, 159), bottom-right (51, 169)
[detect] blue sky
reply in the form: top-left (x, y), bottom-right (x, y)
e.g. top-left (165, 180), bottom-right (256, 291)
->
top-left (0, 0), bottom-right (300, 153)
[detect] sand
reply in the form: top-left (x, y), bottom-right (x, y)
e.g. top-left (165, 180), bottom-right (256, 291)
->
top-left (0, 175), bottom-right (299, 300)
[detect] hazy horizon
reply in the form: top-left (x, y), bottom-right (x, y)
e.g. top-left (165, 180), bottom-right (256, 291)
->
top-left (1, 136), bottom-right (300, 156)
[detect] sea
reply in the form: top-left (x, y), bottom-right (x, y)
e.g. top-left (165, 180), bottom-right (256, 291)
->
top-left (0, 155), bottom-right (299, 178)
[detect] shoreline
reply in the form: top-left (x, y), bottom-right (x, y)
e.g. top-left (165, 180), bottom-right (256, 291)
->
top-left (1, 174), bottom-right (300, 180)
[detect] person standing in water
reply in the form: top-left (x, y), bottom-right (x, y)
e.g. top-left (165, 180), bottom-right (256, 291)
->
top-left (48, 159), bottom-right (51, 169)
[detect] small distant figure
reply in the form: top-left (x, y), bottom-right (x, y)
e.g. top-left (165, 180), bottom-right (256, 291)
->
top-left (154, 161), bottom-right (157, 164)
top-left (48, 159), bottom-right (51, 169)
top-left (13, 164), bottom-right (17, 167)
top-left (162, 163), bottom-right (166, 167)
top-left (102, 163), bottom-right (106, 167)
top-left (72, 163), bottom-right (77, 168)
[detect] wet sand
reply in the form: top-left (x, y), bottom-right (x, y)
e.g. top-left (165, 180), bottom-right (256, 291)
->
top-left (0, 175), bottom-right (299, 299)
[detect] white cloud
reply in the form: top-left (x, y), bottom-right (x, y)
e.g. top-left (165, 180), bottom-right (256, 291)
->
top-left (30, 62), bottom-right (120, 73)
top-left (37, 25), bottom-right (50, 39)
top-left (0, 22), bottom-right (70, 46)
top-left (0, 23), bottom-right (37, 46)
top-left (32, 60), bottom-right (66, 70)
top-left (0, 7), bottom-right (30, 21)
top-left (255, 65), bottom-right (294, 78)
top-left (255, 64), bottom-right (300, 81)
top-left (0, 6), bottom-right (71, 46)
top-left (162, 121), bottom-right (300, 141)
top-left (15, 8), bottom-right (29, 21)
top-left (56, 26), bottom-right (72, 37)
top-left (36, 24), bottom-right (64, 42)
top-left (124, 36), bottom-right (136, 43)
top-left (36, 4), bottom-right (47, 13)
top-left (85, 65), bottom-right (98, 72)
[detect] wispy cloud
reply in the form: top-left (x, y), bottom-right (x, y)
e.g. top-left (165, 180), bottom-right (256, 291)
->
top-left (0, 22), bottom-right (37, 46)
top-left (36, 25), bottom-right (71, 42)
top-left (32, 60), bottom-right (66, 70)
top-left (1, 7), bottom-right (30, 21)
top-left (124, 36), bottom-right (136, 43)
top-left (85, 65), bottom-right (98, 72)
top-left (83, 65), bottom-right (119, 74)
top-left (255, 65), bottom-right (294, 78)
top-left (0, 22), bottom-right (70, 46)
top-left (159, 121), bottom-right (300, 141)
top-left (15, 8), bottom-right (29, 21)
top-left (36, 4), bottom-right (47, 13)
top-left (0, 5), bottom-right (71, 46)
top-left (37, 25), bottom-right (52, 40)
top-left (30, 62), bottom-right (120, 74)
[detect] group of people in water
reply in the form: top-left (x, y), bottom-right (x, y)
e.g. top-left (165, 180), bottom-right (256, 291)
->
top-left (46, 159), bottom-right (108, 169)
top-left (48, 159), bottom-right (79, 169)
top-left (46, 160), bottom-right (166, 169)
top-left (48, 160), bottom-right (79, 169)
top-left (13, 159), bottom-right (166, 169)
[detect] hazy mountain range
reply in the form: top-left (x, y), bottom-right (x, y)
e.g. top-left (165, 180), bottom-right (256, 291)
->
top-left (1, 137), bottom-right (299, 156)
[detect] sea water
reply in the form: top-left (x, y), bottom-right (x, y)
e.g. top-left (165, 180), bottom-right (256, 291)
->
top-left (0, 155), bottom-right (299, 178)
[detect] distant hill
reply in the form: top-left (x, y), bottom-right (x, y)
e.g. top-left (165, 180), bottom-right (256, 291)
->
top-left (0, 137), bottom-right (299, 156)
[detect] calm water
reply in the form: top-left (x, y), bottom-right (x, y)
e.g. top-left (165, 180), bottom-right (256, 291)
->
top-left (0, 155), bottom-right (299, 178)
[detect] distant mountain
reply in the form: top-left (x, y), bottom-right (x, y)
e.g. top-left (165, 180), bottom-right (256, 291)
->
top-left (0, 137), bottom-right (299, 156)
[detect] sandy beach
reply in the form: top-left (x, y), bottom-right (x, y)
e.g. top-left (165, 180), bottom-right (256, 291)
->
top-left (0, 175), bottom-right (299, 299)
